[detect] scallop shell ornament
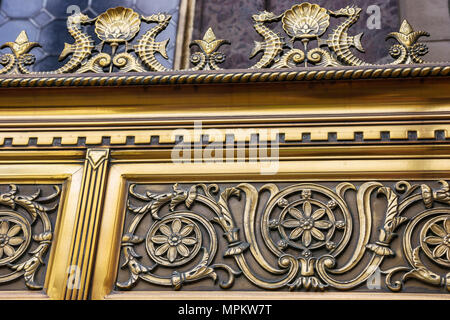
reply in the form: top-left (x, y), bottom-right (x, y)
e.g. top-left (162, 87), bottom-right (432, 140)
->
top-left (282, 3), bottom-right (330, 41)
top-left (95, 7), bottom-right (141, 43)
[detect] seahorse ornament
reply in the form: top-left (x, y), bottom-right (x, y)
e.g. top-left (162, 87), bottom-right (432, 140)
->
top-left (52, 12), bottom-right (95, 74)
top-left (249, 11), bottom-right (285, 69)
top-left (135, 13), bottom-right (172, 72)
top-left (324, 6), bottom-right (368, 66)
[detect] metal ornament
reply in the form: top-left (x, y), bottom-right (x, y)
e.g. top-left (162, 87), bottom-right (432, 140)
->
top-left (0, 3), bottom-right (438, 75)
top-left (119, 181), bottom-right (450, 292)
top-left (0, 185), bottom-right (60, 289)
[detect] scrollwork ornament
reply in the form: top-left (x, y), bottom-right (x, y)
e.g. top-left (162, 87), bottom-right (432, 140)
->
top-left (272, 49), bottom-right (305, 68)
top-left (120, 180), bottom-right (450, 294)
top-left (112, 52), bottom-right (146, 73)
top-left (77, 53), bottom-right (112, 73)
top-left (383, 208), bottom-right (450, 292)
top-left (0, 185), bottom-right (60, 289)
top-left (119, 185), bottom-right (241, 291)
top-left (306, 48), bottom-right (341, 67)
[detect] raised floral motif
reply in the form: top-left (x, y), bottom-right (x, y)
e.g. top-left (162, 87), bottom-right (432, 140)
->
top-left (147, 217), bottom-right (201, 266)
top-left (0, 220), bottom-right (25, 261)
top-left (423, 217), bottom-right (450, 262)
top-left (281, 201), bottom-right (332, 248)
top-left (122, 181), bottom-right (450, 293)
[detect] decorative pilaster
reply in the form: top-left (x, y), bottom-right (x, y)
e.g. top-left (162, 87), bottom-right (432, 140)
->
top-left (64, 149), bottom-right (109, 300)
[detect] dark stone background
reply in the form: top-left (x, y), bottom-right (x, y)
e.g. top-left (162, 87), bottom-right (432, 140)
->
top-left (192, 0), bottom-right (400, 68)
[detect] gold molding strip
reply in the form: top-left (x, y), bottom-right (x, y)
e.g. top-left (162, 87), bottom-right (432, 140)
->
top-left (0, 124), bottom-right (447, 147)
top-left (104, 291), bottom-right (450, 301)
top-left (63, 148), bottom-right (109, 300)
top-left (0, 64), bottom-right (449, 88)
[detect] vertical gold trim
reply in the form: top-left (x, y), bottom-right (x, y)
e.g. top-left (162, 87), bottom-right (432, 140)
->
top-left (91, 165), bottom-right (128, 300)
top-left (0, 163), bottom-right (84, 299)
top-left (174, 0), bottom-right (197, 70)
top-left (63, 149), bottom-right (110, 300)
top-left (45, 165), bottom-right (84, 300)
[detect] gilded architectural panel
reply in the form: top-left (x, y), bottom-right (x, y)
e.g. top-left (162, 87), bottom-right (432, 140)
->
top-left (0, 183), bottom-right (61, 291)
top-left (0, 2), bottom-right (441, 76)
top-left (116, 180), bottom-right (450, 294)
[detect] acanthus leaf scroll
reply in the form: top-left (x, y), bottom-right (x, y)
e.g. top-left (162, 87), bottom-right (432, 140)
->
top-left (118, 181), bottom-right (450, 293)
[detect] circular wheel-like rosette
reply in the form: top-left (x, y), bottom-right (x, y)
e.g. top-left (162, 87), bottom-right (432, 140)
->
top-left (278, 199), bottom-right (335, 251)
top-left (95, 7), bottom-right (141, 43)
top-left (421, 215), bottom-right (450, 267)
top-left (282, 3), bottom-right (330, 40)
top-left (146, 216), bottom-right (201, 267)
top-left (0, 211), bottom-right (31, 266)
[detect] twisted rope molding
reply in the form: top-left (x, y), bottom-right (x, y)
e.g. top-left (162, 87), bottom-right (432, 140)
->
top-left (1, 64), bottom-right (449, 88)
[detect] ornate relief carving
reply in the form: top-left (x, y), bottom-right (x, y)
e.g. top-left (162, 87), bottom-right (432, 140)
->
top-left (0, 3), bottom-right (439, 75)
top-left (118, 181), bottom-right (450, 293)
top-left (387, 20), bottom-right (430, 65)
top-left (249, 3), bottom-right (431, 68)
top-left (0, 184), bottom-right (60, 289)
top-left (189, 28), bottom-right (230, 71)
top-left (0, 31), bottom-right (40, 75)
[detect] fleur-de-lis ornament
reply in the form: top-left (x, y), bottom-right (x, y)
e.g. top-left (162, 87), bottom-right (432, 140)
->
top-left (189, 28), bottom-right (230, 70)
top-left (0, 31), bottom-right (40, 74)
top-left (387, 20), bottom-right (430, 64)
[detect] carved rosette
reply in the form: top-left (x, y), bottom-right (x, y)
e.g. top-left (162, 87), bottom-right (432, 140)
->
top-left (146, 216), bottom-right (202, 266)
top-left (117, 183), bottom-right (239, 290)
top-left (421, 216), bottom-right (450, 266)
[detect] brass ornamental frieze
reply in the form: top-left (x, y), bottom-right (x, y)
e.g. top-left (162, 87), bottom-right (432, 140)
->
top-left (0, 2), bottom-right (448, 87)
top-left (116, 181), bottom-right (450, 293)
